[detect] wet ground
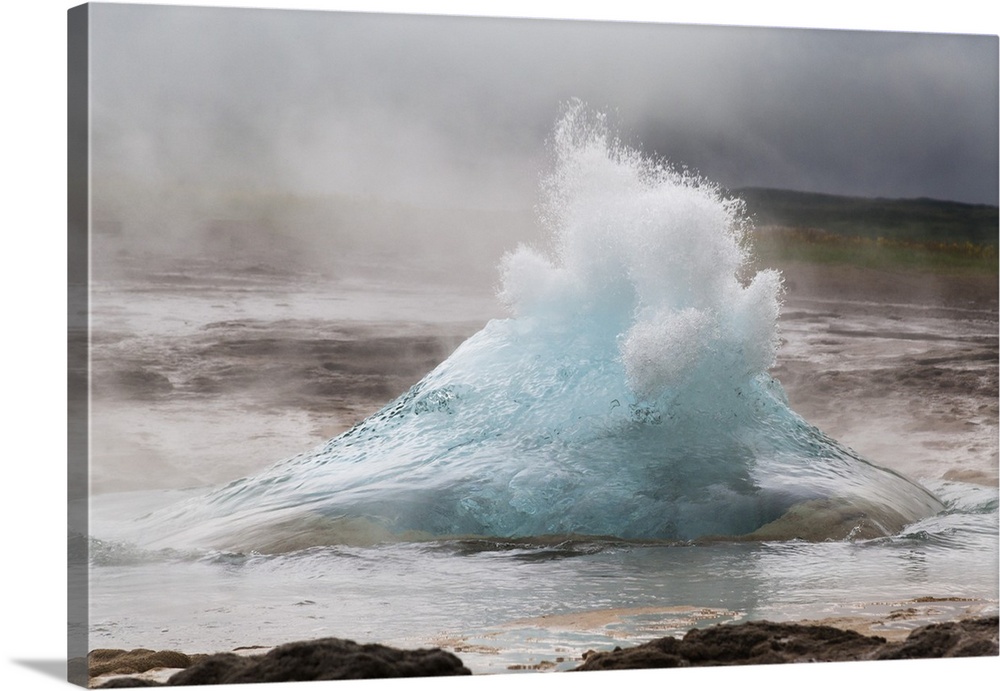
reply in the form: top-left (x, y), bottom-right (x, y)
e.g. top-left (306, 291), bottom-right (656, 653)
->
top-left (774, 263), bottom-right (998, 487)
top-left (88, 258), bottom-right (998, 494)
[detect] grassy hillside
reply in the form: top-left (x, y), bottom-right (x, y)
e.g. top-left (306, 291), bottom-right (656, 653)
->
top-left (734, 187), bottom-right (998, 274)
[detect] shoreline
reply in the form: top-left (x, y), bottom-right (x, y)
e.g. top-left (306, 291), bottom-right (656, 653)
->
top-left (86, 611), bottom-right (999, 687)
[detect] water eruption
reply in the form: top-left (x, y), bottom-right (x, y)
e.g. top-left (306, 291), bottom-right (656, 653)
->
top-left (143, 103), bottom-right (944, 552)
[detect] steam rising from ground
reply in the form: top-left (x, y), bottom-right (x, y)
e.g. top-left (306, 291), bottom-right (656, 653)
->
top-left (88, 7), bottom-right (997, 290)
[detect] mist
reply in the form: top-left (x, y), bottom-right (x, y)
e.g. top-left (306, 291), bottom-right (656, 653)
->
top-left (87, 5), bottom-right (998, 286)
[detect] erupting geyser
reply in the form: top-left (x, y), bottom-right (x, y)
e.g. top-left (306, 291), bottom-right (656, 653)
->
top-left (144, 104), bottom-right (944, 552)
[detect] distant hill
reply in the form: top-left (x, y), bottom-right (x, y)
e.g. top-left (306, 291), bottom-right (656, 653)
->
top-left (732, 187), bottom-right (998, 247)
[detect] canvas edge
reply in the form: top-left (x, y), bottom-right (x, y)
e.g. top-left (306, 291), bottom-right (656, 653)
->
top-left (67, 2), bottom-right (91, 687)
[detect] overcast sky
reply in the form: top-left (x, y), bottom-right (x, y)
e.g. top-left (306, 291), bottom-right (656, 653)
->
top-left (88, 3), bottom-right (998, 208)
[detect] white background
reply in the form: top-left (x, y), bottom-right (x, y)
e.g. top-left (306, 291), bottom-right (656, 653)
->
top-left (2, 1), bottom-right (998, 690)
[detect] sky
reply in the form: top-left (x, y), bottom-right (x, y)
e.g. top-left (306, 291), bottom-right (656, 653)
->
top-left (87, 2), bottom-right (999, 210)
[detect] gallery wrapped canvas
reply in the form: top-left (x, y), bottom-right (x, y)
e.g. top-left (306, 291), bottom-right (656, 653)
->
top-left (66, 2), bottom-right (998, 688)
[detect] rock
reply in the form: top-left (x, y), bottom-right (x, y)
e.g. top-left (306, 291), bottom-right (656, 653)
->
top-left (164, 653), bottom-right (250, 684)
top-left (574, 620), bottom-right (888, 669)
top-left (876, 617), bottom-right (999, 659)
top-left (573, 616), bottom-right (998, 670)
top-left (89, 648), bottom-right (193, 678)
top-left (95, 678), bottom-right (165, 688)
top-left (95, 637), bottom-right (471, 687)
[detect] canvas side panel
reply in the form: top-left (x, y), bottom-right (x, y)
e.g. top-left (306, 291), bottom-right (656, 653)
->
top-left (67, 3), bottom-right (90, 687)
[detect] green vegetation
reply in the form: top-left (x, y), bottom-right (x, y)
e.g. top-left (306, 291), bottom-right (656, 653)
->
top-left (751, 226), bottom-right (998, 274)
top-left (734, 187), bottom-right (998, 274)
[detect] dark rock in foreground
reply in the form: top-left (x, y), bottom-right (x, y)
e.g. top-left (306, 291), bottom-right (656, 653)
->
top-left (93, 617), bottom-right (997, 686)
top-left (573, 616), bottom-right (999, 670)
top-left (97, 679), bottom-right (165, 688)
top-left (874, 616), bottom-right (999, 660)
top-left (89, 649), bottom-right (194, 679)
top-left (95, 638), bottom-right (470, 687)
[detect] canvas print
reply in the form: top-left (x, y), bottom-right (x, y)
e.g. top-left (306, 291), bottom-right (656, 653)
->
top-left (68, 2), bottom-right (999, 687)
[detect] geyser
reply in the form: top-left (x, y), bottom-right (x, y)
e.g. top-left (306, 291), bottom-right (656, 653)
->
top-left (142, 103), bottom-right (943, 552)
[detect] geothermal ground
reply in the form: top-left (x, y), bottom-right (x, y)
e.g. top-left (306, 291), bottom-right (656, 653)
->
top-left (88, 258), bottom-right (998, 495)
